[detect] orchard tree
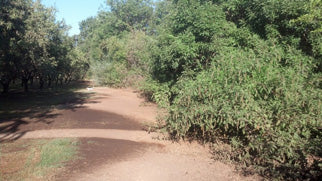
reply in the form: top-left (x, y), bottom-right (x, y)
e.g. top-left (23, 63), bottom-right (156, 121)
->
top-left (0, 0), bottom-right (31, 93)
top-left (1, 0), bottom-right (89, 93)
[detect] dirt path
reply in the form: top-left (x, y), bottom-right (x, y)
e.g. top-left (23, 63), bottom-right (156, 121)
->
top-left (1, 87), bottom-right (259, 181)
top-left (7, 129), bottom-right (155, 142)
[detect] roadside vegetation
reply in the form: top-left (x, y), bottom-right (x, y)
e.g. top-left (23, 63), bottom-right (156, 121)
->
top-left (1, 0), bottom-right (321, 180)
top-left (0, 138), bottom-right (79, 180)
top-left (77, 0), bottom-right (322, 179)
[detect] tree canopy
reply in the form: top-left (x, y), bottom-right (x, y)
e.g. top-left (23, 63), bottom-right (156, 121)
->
top-left (0, 0), bottom-right (89, 92)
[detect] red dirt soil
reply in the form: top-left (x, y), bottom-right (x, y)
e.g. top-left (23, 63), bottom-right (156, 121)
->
top-left (1, 87), bottom-right (260, 181)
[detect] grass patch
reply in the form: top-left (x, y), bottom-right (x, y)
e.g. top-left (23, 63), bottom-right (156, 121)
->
top-left (38, 139), bottom-right (79, 169)
top-left (0, 138), bottom-right (79, 181)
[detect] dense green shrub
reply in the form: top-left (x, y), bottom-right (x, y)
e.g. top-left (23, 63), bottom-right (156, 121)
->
top-left (152, 0), bottom-right (233, 82)
top-left (91, 61), bottom-right (127, 87)
top-left (78, 0), bottom-right (322, 179)
top-left (166, 42), bottom-right (322, 179)
top-left (123, 31), bottom-right (155, 70)
top-left (87, 30), bottom-right (155, 87)
top-left (223, 0), bottom-right (322, 72)
top-left (140, 78), bottom-right (171, 107)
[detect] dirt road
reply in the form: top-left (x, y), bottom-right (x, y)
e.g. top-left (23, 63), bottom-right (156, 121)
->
top-left (1, 87), bottom-right (259, 181)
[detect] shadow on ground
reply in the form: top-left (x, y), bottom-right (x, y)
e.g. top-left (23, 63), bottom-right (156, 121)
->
top-left (56, 138), bottom-right (164, 181)
top-left (0, 82), bottom-right (96, 143)
top-left (54, 109), bottom-right (144, 130)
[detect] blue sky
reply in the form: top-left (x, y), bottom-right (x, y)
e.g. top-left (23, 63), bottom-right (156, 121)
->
top-left (42, 0), bottom-right (106, 36)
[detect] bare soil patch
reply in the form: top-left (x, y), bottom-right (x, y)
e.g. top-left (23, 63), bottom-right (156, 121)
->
top-left (0, 85), bottom-right (260, 180)
top-left (19, 109), bottom-right (143, 131)
top-left (0, 86), bottom-right (156, 142)
top-left (56, 138), bottom-right (164, 181)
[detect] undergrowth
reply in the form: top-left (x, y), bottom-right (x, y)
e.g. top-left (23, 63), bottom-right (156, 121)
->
top-left (78, 0), bottom-right (322, 179)
top-left (163, 44), bottom-right (322, 179)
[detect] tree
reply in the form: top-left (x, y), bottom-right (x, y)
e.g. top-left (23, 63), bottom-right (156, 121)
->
top-left (152, 0), bottom-right (233, 82)
top-left (1, 0), bottom-right (88, 93)
top-left (107, 0), bottom-right (153, 31)
top-left (223, 0), bottom-right (321, 71)
top-left (0, 0), bottom-right (31, 93)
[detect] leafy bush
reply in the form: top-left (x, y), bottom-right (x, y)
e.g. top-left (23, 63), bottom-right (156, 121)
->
top-left (166, 42), bottom-right (322, 179)
top-left (91, 61), bottom-right (127, 87)
top-left (89, 31), bottom-right (155, 87)
top-left (151, 0), bottom-right (233, 83)
top-left (139, 78), bottom-right (171, 107)
top-left (124, 31), bottom-right (155, 70)
top-left (79, 0), bottom-right (322, 179)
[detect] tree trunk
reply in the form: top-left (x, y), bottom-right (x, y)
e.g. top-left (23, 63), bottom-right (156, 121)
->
top-left (47, 77), bottom-right (52, 87)
top-left (55, 77), bottom-right (59, 86)
top-left (1, 81), bottom-right (10, 94)
top-left (81, 73), bottom-right (86, 80)
top-left (22, 78), bottom-right (29, 92)
top-left (64, 77), bottom-right (69, 84)
top-left (30, 76), bottom-right (34, 86)
top-left (1, 77), bottom-right (11, 94)
top-left (67, 78), bottom-right (72, 84)
top-left (39, 77), bottom-right (44, 89)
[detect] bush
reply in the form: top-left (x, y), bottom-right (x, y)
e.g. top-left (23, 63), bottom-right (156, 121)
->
top-left (91, 61), bottom-right (127, 87)
top-left (89, 31), bottom-right (155, 88)
top-left (139, 78), bottom-right (171, 107)
top-left (166, 43), bottom-right (322, 179)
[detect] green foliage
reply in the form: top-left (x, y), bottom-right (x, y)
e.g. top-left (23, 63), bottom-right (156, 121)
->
top-left (223, 0), bottom-right (308, 38)
top-left (152, 0), bottom-right (234, 82)
top-left (99, 36), bottom-right (127, 62)
top-left (140, 78), bottom-right (171, 107)
top-left (78, 0), bottom-right (155, 87)
top-left (223, 0), bottom-right (322, 72)
top-left (123, 31), bottom-right (154, 70)
top-left (290, 0), bottom-right (322, 72)
top-left (78, 0), bottom-right (322, 179)
top-left (107, 0), bottom-right (153, 31)
top-left (158, 4), bottom-right (322, 176)
top-left (166, 43), bottom-right (322, 178)
top-left (87, 30), bottom-right (155, 87)
top-left (0, 0), bottom-right (89, 93)
top-left (0, 0), bottom-right (30, 92)
top-left (140, 0), bottom-right (322, 179)
top-left (91, 61), bottom-right (127, 87)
